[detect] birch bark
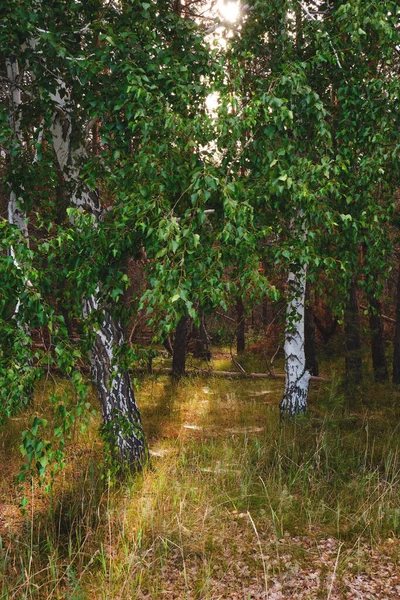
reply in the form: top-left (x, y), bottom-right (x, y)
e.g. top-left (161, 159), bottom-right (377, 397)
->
top-left (50, 86), bottom-right (146, 468)
top-left (6, 57), bottom-right (28, 240)
top-left (279, 265), bottom-right (311, 416)
top-left (4, 55), bottom-right (34, 408)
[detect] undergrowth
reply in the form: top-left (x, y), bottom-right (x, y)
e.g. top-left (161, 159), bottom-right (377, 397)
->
top-left (0, 364), bottom-right (400, 598)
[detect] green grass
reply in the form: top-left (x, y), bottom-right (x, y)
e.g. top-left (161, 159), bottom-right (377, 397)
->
top-left (1, 357), bottom-right (400, 598)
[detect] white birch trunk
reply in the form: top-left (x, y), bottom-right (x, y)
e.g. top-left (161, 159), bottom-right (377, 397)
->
top-left (50, 87), bottom-right (146, 468)
top-left (6, 58), bottom-right (28, 239)
top-left (5, 56), bottom-right (34, 405)
top-left (279, 265), bottom-right (311, 416)
top-left (6, 57), bottom-right (25, 319)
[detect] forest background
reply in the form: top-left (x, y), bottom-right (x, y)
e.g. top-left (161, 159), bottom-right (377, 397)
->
top-left (1, 0), bottom-right (400, 598)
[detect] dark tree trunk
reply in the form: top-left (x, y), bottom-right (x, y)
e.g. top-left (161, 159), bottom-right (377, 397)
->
top-left (172, 315), bottom-right (190, 376)
top-left (162, 336), bottom-right (174, 356)
top-left (261, 262), bottom-right (269, 331)
top-left (262, 299), bottom-right (268, 330)
top-left (236, 298), bottom-right (245, 354)
top-left (304, 283), bottom-right (319, 376)
top-left (193, 312), bottom-right (211, 360)
top-left (89, 308), bottom-right (146, 468)
top-left (344, 280), bottom-right (363, 384)
top-left (393, 262), bottom-right (400, 384)
top-left (295, 0), bottom-right (303, 53)
top-left (313, 309), bottom-right (338, 345)
top-left (368, 295), bottom-right (388, 382)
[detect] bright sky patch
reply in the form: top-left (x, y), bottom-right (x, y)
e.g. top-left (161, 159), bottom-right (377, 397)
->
top-left (217, 0), bottom-right (240, 23)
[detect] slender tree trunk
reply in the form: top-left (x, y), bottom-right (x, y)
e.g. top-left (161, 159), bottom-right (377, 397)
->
top-left (200, 312), bottom-right (211, 360)
top-left (193, 312), bottom-right (211, 360)
top-left (236, 297), bottom-right (245, 354)
top-left (6, 59), bottom-right (28, 240)
top-left (5, 57), bottom-right (34, 406)
top-left (304, 282), bottom-right (319, 376)
top-left (344, 280), bottom-right (363, 385)
top-left (261, 261), bottom-right (269, 331)
top-left (162, 337), bottom-right (174, 356)
top-left (313, 309), bottom-right (338, 345)
top-left (280, 266), bottom-right (310, 416)
top-left (393, 261), bottom-right (400, 384)
top-left (172, 315), bottom-right (190, 376)
top-left (262, 299), bottom-right (268, 330)
top-left (50, 88), bottom-right (146, 468)
top-left (279, 0), bottom-right (312, 416)
top-left (368, 294), bottom-right (388, 382)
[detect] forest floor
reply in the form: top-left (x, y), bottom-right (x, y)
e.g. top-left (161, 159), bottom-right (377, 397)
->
top-left (1, 350), bottom-right (400, 599)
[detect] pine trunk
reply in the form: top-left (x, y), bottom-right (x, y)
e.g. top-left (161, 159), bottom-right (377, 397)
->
top-left (368, 295), bottom-right (388, 382)
top-left (193, 312), bottom-right (211, 360)
top-left (344, 280), bottom-right (363, 385)
top-left (162, 337), bottom-right (174, 356)
top-left (393, 262), bottom-right (400, 384)
top-left (172, 315), bottom-right (190, 376)
top-left (236, 298), bottom-right (245, 354)
top-left (304, 283), bottom-right (319, 376)
top-left (262, 300), bottom-right (268, 330)
top-left (280, 266), bottom-right (310, 417)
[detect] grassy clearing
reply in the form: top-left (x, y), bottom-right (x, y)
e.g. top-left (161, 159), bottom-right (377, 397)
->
top-left (0, 361), bottom-right (400, 598)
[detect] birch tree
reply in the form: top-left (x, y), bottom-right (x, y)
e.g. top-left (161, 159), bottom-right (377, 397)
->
top-left (214, 1), bottom-right (330, 415)
top-left (215, 0), bottom-right (400, 414)
top-left (48, 82), bottom-right (146, 466)
top-left (1, 49), bottom-right (37, 419)
top-left (0, 0), bottom-right (217, 470)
